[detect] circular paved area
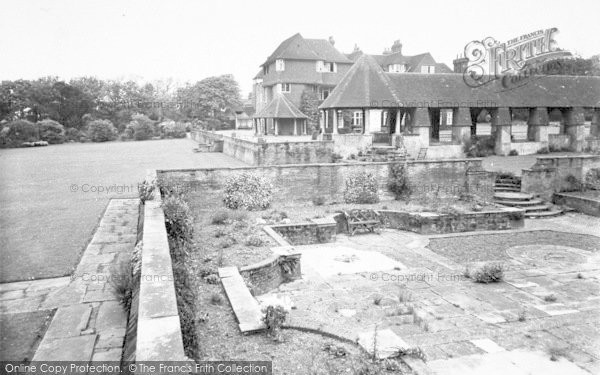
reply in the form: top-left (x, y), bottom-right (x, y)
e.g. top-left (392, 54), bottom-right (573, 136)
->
top-left (507, 245), bottom-right (589, 267)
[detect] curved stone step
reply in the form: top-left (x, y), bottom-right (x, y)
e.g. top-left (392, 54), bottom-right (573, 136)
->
top-left (525, 209), bottom-right (563, 218)
top-left (494, 187), bottom-right (521, 192)
top-left (495, 183), bottom-right (521, 188)
top-left (522, 204), bottom-right (553, 212)
top-left (495, 199), bottom-right (544, 207)
top-left (494, 192), bottom-right (535, 201)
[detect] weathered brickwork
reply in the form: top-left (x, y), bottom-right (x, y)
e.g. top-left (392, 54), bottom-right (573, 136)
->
top-left (239, 253), bottom-right (301, 295)
top-left (553, 192), bottom-right (600, 217)
top-left (378, 209), bottom-right (524, 234)
top-left (270, 222), bottom-right (337, 245)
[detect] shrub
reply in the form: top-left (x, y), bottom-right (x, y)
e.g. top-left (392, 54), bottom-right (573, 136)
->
top-left (108, 255), bottom-right (138, 311)
top-left (37, 119), bottom-right (65, 144)
top-left (584, 169), bottom-right (600, 190)
top-left (210, 293), bottom-right (223, 305)
top-left (65, 127), bottom-right (83, 142)
top-left (162, 195), bottom-right (194, 244)
top-left (471, 263), bottom-right (504, 283)
top-left (544, 294), bottom-right (557, 302)
top-left (245, 235), bottom-right (264, 247)
top-left (311, 196), bottom-right (326, 206)
top-left (536, 146), bottom-right (550, 154)
top-left (159, 120), bottom-right (187, 138)
top-left (125, 114), bottom-right (156, 141)
top-left (0, 120), bottom-right (38, 147)
top-left (263, 305), bottom-right (288, 341)
top-left (87, 119), bottom-right (117, 142)
top-left (223, 172), bottom-right (273, 210)
top-left (463, 136), bottom-right (495, 157)
top-left (343, 172), bottom-right (379, 204)
top-left (138, 180), bottom-right (155, 203)
top-left (508, 149), bottom-right (519, 156)
top-left (563, 174), bottom-right (584, 192)
top-left (210, 209), bottom-right (231, 225)
top-left (157, 176), bottom-right (189, 197)
top-left (388, 163), bottom-right (410, 200)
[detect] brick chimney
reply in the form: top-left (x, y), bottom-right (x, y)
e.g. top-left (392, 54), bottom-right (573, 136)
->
top-left (328, 36), bottom-right (335, 46)
top-left (391, 40), bottom-right (403, 54)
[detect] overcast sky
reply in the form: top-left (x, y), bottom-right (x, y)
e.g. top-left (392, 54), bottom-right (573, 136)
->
top-left (1, 0), bottom-right (599, 96)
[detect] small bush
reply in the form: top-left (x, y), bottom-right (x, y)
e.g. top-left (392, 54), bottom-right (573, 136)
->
top-left (263, 305), bottom-right (288, 341)
top-left (471, 263), bottom-right (504, 283)
top-left (87, 119), bottom-right (117, 142)
top-left (547, 345), bottom-right (568, 362)
top-left (108, 255), bottom-right (138, 311)
top-left (159, 120), bottom-right (187, 138)
top-left (311, 196), bottom-right (326, 206)
top-left (518, 310), bottom-right (527, 322)
top-left (210, 293), bottom-right (223, 305)
top-left (464, 136), bottom-right (495, 157)
top-left (584, 169), bottom-right (600, 190)
top-left (65, 127), bottom-right (82, 142)
top-left (0, 120), bottom-right (38, 148)
top-left (126, 114), bottom-right (156, 141)
top-left (343, 172), bottom-right (379, 204)
top-left (563, 174), bottom-right (584, 192)
top-left (223, 172), bottom-right (273, 210)
top-left (388, 163), bottom-right (410, 200)
top-left (544, 294), bottom-right (557, 302)
top-left (245, 236), bottom-right (264, 247)
top-left (138, 180), bottom-right (155, 203)
top-left (210, 209), bottom-right (231, 225)
top-left (536, 146), bottom-right (550, 154)
top-left (162, 195), bottom-right (194, 245)
top-left (37, 119), bottom-right (65, 144)
top-left (508, 149), bottom-right (519, 156)
top-left (157, 176), bottom-right (188, 197)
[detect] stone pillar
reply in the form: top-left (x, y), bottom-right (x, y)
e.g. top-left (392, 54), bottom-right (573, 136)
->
top-left (332, 110), bottom-right (338, 134)
top-left (564, 107), bottom-right (586, 152)
top-left (591, 108), bottom-right (600, 137)
top-left (367, 109), bottom-right (382, 133)
top-left (527, 107), bottom-right (549, 144)
top-left (492, 107), bottom-right (512, 156)
top-left (395, 110), bottom-right (401, 134)
top-left (452, 107), bottom-right (472, 143)
top-left (319, 110), bottom-right (325, 131)
top-left (364, 109), bottom-right (371, 133)
top-left (274, 118), bottom-right (279, 136)
top-left (293, 119), bottom-right (297, 135)
top-left (412, 108), bottom-right (431, 147)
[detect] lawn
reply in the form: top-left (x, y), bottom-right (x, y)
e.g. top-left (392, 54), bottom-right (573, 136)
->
top-left (0, 138), bottom-right (246, 282)
top-left (0, 309), bottom-right (55, 362)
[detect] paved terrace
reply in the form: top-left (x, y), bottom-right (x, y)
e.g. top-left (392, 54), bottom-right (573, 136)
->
top-left (260, 213), bottom-right (600, 374)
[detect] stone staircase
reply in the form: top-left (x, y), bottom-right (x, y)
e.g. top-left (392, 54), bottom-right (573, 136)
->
top-left (359, 145), bottom-right (408, 162)
top-left (493, 176), bottom-right (563, 218)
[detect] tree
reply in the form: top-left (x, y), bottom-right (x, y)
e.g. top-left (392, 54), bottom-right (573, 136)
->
top-left (125, 114), bottom-right (156, 140)
top-left (300, 90), bottom-right (320, 132)
top-left (87, 119), bottom-right (117, 142)
top-left (0, 120), bottom-right (38, 147)
top-left (544, 57), bottom-right (600, 76)
top-left (37, 119), bottom-right (66, 144)
top-left (176, 75), bottom-right (241, 121)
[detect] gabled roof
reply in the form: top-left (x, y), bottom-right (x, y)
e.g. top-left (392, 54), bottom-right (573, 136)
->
top-left (262, 33), bottom-right (351, 66)
top-left (320, 57), bottom-right (600, 109)
top-left (319, 54), bottom-right (399, 108)
top-left (254, 93), bottom-right (308, 119)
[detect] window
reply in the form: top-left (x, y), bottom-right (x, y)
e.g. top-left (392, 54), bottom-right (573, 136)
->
top-left (352, 111), bottom-right (363, 126)
top-left (320, 89), bottom-right (329, 100)
top-left (388, 64), bottom-right (406, 73)
top-left (420, 65), bottom-right (435, 73)
top-left (317, 61), bottom-right (337, 72)
top-left (281, 83), bottom-right (291, 93)
top-left (276, 59), bottom-right (285, 71)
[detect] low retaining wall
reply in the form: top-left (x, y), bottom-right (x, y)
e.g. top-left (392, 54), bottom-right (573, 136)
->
top-left (378, 208), bottom-right (524, 234)
top-left (521, 155), bottom-right (600, 200)
top-left (269, 219), bottom-right (337, 246)
top-left (192, 130), bottom-right (334, 165)
top-left (239, 248), bottom-right (302, 295)
top-left (136, 170), bottom-right (188, 361)
top-left (553, 192), bottom-right (600, 217)
top-left (332, 133), bottom-right (373, 158)
top-left (158, 158), bottom-right (494, 204)
top-left (549, 134), bottom-right (570, 150)
top-left (510, 141), bottom-right (544, 155)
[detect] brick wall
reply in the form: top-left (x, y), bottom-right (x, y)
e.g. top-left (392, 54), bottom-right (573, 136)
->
top-left (553, 192), bottom-right (600, 217)
top-left (157, 158), bottom-right (494, 205)
top-left (270, 222), bottom-right (337, 245)
top-left (239, 252), bottom-right (301, 295)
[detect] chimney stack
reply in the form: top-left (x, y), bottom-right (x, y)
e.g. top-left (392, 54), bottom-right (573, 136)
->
top-left (391, 40), bottom-right (403, 54)
top-left (328, 36), bottom-right (335, 46)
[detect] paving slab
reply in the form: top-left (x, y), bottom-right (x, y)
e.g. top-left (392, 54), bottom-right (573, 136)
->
top-left (44, 304), bottom-right (92, 339)
top-left (32, 334), bottom-right (97, 361)
top-left (95, 301), bottom-right (127, 331)
top-left (357, 328), bottom-right (409, 359)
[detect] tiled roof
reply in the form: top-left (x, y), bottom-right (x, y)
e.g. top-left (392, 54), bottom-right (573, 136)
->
top-left (318, 54), bottom-right (399, 108)
top-left (320, 54), bottom-right (600, 109)
top-left (262, 33), bottom-right (351, 66)
top-left (254, 93), bottom-right (308, 119)
top-left (347, 50), bottom-right (440, 72)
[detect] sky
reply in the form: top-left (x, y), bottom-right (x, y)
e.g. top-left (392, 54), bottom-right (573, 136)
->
top-left (1, 0), bottom-right (599, 96)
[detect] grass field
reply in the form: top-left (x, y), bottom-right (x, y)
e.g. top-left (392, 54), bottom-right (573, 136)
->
top-left (0, 138), bottom-right (245, 283)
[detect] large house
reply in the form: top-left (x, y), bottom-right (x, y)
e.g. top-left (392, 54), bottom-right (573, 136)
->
top-left (252, 34), bottom-right (452, 135)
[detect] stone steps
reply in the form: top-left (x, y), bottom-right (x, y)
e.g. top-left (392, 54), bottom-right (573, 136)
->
top-left (494, 187), bottom-right (521, 192)
top-left (495, 199), bottom-right (545, 207)
top-left (218, 267), bottom-right (265, 334)
top-left (494, 192), bottom-right (535, 201)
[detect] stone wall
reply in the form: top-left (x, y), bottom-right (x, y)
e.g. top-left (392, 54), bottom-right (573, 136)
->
top-left (553, 192), bottom-right (600, 217)
top-left (549, 134), bottom-right (571, 150)
top-left (157, 158), bottom-right (494, 205)
top-left (378, 208), bottom-right (524, 234)
top-left (191, 130), bottom-right (334, 165)
top-left (239, 250), bottom-right (301, 295)
top-left (510, 141), bottom-right (544, 155)
top-left (269, 221), bottom-right (337, 245)
top-left (332, 133), bottom-right (373, 158)
top-left (521, 155), bottom-right (600, 200)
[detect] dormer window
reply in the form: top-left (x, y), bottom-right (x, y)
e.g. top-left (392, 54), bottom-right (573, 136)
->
top-left (276, 59), bottom-right (285, 72)
top-left (388, 64), bottom-right (406, 73)
top-left (420, 65), bottom-right (435, 73)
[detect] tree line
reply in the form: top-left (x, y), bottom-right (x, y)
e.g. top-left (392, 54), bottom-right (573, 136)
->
top-left (0, 75), bottom-right (243, 147)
